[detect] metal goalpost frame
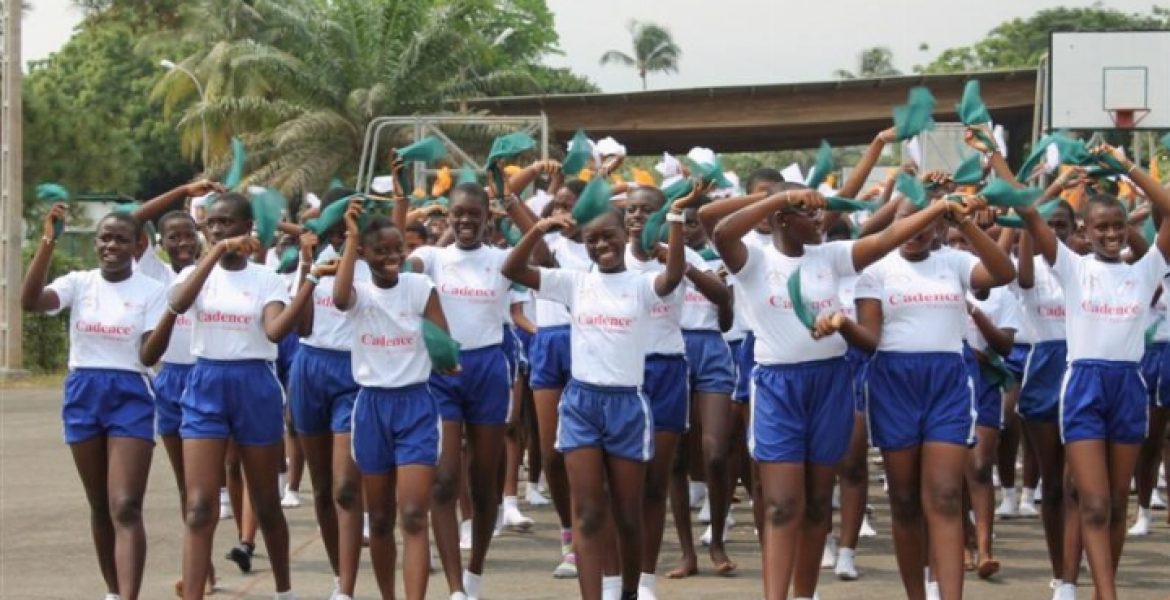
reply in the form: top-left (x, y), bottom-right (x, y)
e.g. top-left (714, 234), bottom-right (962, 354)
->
top-left (355, 114), bottom-right (549, 194)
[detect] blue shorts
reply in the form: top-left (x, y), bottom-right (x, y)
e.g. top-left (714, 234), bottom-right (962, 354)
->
top-left (63, 369), bottom-right (156, 444)
top-left (529, 325), bottom-right (571, 390)
top-left (502, 324), bottom-right (519, 377)
top-left (351, 384), bottom-right (441, 474)
top-left (276, 332), bottom-right (300, 387)
top-left (644, 354), bottom-right (689, 433)
top-left (515, 327), bottom-right (533, 371)
top-left (749, 358), bottom-right (853, 464)
top-left (845, 346), bottom-right (871, 412)
top-left (154, 362), bottom-right (193, 437)
top-left (181, 359), bottom-right (285, 446)
top-left (429, 344), bottom-right (511, 425)
top-left (555, 379), bottom-right (654, 462)
top-left (733, 332), bottom-right (756, 404)
top-left (964, 345), bottom-right (1003, 430)
top-left (1018, 341), bottom-right (1068, 423)
top-left (289, 345), bottom-right (359, 435)
top-left (1060, 360), bottom-right (1148, 444)
top-left (1141, 342), bottom-right (1170, 408)
top-left (683, 330), bottom-right (736, 395)
top-left (1005, 343), bottom-right (1030, 381)
top-left (866, 351), bottom-right (976, 451)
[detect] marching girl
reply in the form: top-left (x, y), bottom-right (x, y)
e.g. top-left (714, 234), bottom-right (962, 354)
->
top-left (823, 188), bottom-right (1015, 600)
top-left (404, 181), bottom-right (530, 600)
top-left (501, 183), bottom-right (695, 600)
top-left (1016, 145), bottom-right (1170, 600)
top-left (167, 192), bottom-right (318, 600)
top-left (711, 183), bottom-right (996, 600)
top-left (333, 202), bottom-right (454, 600)
top-left (668, 205), bottom-right (736, 577)
top-left (284, 189), bottom-right (371, 600)
top-left (622, 184), bottom-right (729, 599)
top-left (1133, 279), bottom-right (1170, 537)
top-left (21, 205), bottom-right (173, 600)
top-left (507, 165), bottom-right (594, 576)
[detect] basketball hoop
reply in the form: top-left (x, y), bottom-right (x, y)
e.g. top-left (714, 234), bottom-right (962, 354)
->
top-left (1107, 107), bottom-right (1150, 129)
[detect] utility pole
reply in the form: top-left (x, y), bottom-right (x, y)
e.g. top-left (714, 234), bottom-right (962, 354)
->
top-left (1, 0), bottom-right (26, 378)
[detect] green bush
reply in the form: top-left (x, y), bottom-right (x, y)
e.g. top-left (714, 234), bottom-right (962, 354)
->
top-left (21, 243), bottom-right (88, 373)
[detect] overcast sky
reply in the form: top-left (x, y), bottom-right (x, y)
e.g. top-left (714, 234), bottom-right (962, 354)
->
top-left (19, 0), bottom-right (1165, 91)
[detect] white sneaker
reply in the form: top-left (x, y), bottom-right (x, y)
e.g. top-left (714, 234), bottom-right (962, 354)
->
top-left (925, 581), bottom-right (941, 600)
top-left (689, 481), bottom-right (708, 509)
top-left (835, 547), bottom-right (858, 580)
top-left (995, 493), bottom-right (1019, 518)
top-left (219, 487), bottom-right (232, 520)
top-left (832, 485), bottom-right (841, 510)
top-left (552, 551), bottom-right (578, 578)
top-left (601, 576), bottom-right (622, 600)
top-left (1128, 507), bottom-right (1151, 537)
top-left (525, 484), bottom-right (551, 506)
top-left (859, 515), bottom-right (877, 537)
top-left (449, 593), bottom-right (468, 600)
top-left (1152, 489), bottom-right (1167, 510)
top-left (280, 487), bottom-right (301, 508)
top-left (104, 595), bottom-right (121, 600)
top-left (462, 571), bottom-right (481, 600)
top-left (699, 514), bottom-right (735, 546)
top-left (1051, 583), bottom-right (1076, 600)
top-left (459, 519), bottom-right (472, 550)
top-left (637, 573), bottom-right (657, 600)
top-left (697, 496), bottom-right (711, 523)
top-left (500, 498), bottom-right (535, 531)
top-left (1018, 499), bottom-right (1040, 518)
top-left (821, 536), bottom-right (838, 569)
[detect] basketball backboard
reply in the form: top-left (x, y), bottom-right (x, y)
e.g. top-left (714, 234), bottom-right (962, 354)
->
top-left (1048, 30), bottom-right (1170, 130)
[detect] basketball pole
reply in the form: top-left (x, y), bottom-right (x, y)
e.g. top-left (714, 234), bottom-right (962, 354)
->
top-left (1, 0), bottom-right (25, 378)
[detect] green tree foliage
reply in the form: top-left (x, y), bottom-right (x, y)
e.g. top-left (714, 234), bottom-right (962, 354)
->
top-left (22, 8), bottom-right (196, 223)
top-left (150, 0), bottom-right (594, 196)
top-left (834, 47), bottom-right (901, 79)
top-left (917, 6), bottom-right (1170, 73)
top-left (599, 20), bottom-right (682, 90)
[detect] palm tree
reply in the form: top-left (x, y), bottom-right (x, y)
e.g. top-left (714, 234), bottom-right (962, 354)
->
top-left (599, 20), bottom-right (681, 90)
top-left (151, 0), bottom-right (545, 196)
top-left (834, 46), bottom-right (901, 80)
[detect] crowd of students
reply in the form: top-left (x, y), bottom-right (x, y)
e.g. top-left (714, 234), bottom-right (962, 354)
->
top-left (21, 96), bottom-right (1170, 600)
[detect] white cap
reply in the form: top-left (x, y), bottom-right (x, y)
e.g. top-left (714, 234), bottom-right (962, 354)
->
top-left (686, 146), bottom-right (716, 166)
top-left (595, 136), bottom-right (626, 158)
top-left (992, 124), bottom-right (1008, 159)
top-left (780, 163), bottom-right (804, 183)
top-left (246, 185), bottom-right (266, 196)
top-left (655, 152), bottom-right (682, 178)
top-left (304, 192), bottom-right (321, 210)
top-left (1044, 143), bottom-right (1060, 174)
top-left (660, 174), bottom-right (684, 191)
top-left (710, 171), bottom-right (741, 199)
top-left (370, 175), bottom-right (395, 194)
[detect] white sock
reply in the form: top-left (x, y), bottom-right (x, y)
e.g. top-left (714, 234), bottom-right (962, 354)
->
top-left (1003, 487), bottom-right (1018, 505)
top-left (602, 575), bottom-right (623, 600)
top-left (274, 591), bottom-right (296, 600)
top-left (838, 546), bottom-right (855, 561)
top-left (333, 576), bottom-right (340, 590)
top-left (1021, 487), bottom-right (1035, 503)
top-left (639, 572), bottom-right (656, 591)
top-left (1137, 506), bottom-right (1151, 521)
top-left (503, 495), bottom-right (519, 511)
top-left (463, 571), bottom-right (482, 598)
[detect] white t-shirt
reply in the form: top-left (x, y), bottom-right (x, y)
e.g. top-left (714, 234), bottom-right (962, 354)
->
top-left (1148, 281), bottom-right (1170, 343)
top-left (47, 270), bottom-right (165, 373)
top-left (966, 287), bottom-right (1022, 353)
top-left (536, 267), bottom-right (664, 386)
top-left (854, 250), bottom-right (978, 353)
top-left (410, 244), bottom-right (511, 350)
top-left (838, 273), bottom-right (859, 321)
top-left (1012, 253), bottom-right (1066, 343)
top-left (173, 262), bottom-right (290, 361)
top-left (136, 258), bottom-right (195, 365)
top-left (735, 241), bottom-right (856, 364)
top-left (303, 269), bottom-right (367, 351)
top-left (624, 245), bottom-right (707, 355)
top-left (535, 233), bottom-right (593, 328)
top-left (680, 254), bottom-right (722, 331)
top-left (346, 274), bottom-right (435, 387)
top-left (1053, 242), bottom-right (1168, 362)
top-left (135, 244), bottom-right (173, 284)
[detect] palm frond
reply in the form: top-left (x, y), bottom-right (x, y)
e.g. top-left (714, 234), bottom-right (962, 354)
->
top-left (599, 50), bottom-right (636, 67)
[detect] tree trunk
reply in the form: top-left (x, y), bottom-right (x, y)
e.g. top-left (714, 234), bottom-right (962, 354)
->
top-left (640, 68), bottom-right (647, 90)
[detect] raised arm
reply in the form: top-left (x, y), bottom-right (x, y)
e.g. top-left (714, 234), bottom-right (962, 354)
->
top-left (20, 204), bottom-right (67, 313)
top-left (684, 264), bottom-right (730, 306)
top-left (838, 128), bottom-right (896, 199)
top-left (961, 216), bottom-right (1017, 289)
top-left (332, 200), bottom-right (363, 311)
top-left (131, 180), bottom-right (224, 224)
top-left (501, 214), bottom-right (573, 290)
top-left (506, 160), bottom-right (560, 196)
top-left (697, 191), bottom-right (768, 238)
top-left (857, 166), bottom-right (906, 237)
top-left (711, 188), bottom-right (823, 273)
top-left (851, 198), bottom-right (958, 271)
top-left (1102, 146), bottom-right (1170, 261)
top-left (654, 185), bottom-right (709, 297)
top-left (167, 236), bottom-right (259, 313)
top-left (296, 231), bottom-right (319, 337)
top-left (263, 275), bottom-right (317, 343)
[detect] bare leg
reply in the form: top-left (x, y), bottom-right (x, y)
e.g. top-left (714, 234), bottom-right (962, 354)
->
top-left (792, 463), bottom-right (837, 598)
top-left (965, 426), bottom-right (1000, 577)
top-left (697, 390), bottom-right (735, 573)
top-left (399, 466), bottom-right (435, 600)
top-left (70, 437), bottom-right (118, 595)
top-left (163, 435), bottom-right (217, 595)
top-left (1024, 420), bottom-right (1067, 579)
top-left (641, 431), bottom-right (680, 575)
top-left (838, 413), bottom-right (870, 551)
top-left (332, 433), bottom-right (363, 596)
top-left (758, 462), bottom-right (805, 600)
top-left (921, 442), bottom-right (968, 600)
top-left (1065, 440), bottom-right (1120, 600)
top-left (666, 428), bottom-right (698, 578)
top-left (181, 438), bottom-right (228, 600)
top-left (607, 454), bottom-right (649, 597)
top-left (1104, 442), bottom-right (1141, 571)
top-left (883, 446), bottom-right (926, 600)
top-left (1135, 407), bottom-right (1169, 509)
top-left (564, 448), bottom-right (612, 600)
top-left (465, 423), bottom-right (506, 575)
top-left (298, 433), bottom-right (340, 575)
top-left (997, 387), bottom-right (1021, 492)
top-left (238, 442), bottom-right (293, 593)
top-left (431, 421), bottom-right (465, 594)
top-left (533, 388), bottom-right (572, 529)
top-left (284, 408), bottom-right (304, 493)
top-left (363, 471), bottom-right (399, 600)
top-left (104, 437), bottom-right (154, 600)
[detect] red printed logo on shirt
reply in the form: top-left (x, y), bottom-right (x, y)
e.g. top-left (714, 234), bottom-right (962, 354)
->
top-left (75, 321), bottom-right (134, 338)
top-left (885, 292), bottom-right (963, 307)
top-left (577, 313), bottom-right (635, 331)
top-left (360, 333), bottom-right (419, 349)
top-left (1080, 300), bottom-right (1140, 318)
top-left (197, 310), bottom-right (255, 327)
top-left (438, 283), bottom-right (498, 303)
